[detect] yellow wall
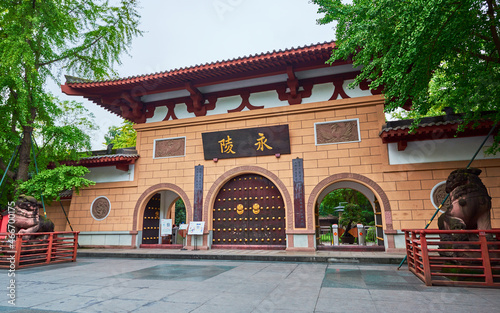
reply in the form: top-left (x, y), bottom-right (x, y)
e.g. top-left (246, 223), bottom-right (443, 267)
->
top-left (65, 95), bottom-right (500, 247)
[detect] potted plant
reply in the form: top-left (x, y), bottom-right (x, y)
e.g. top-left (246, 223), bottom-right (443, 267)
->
top-left (339, 203), bottom-right (363, 244)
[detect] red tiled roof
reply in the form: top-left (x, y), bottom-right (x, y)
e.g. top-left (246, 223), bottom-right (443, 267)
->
top-left (59, 189), bottom-right (73, 200)
top-left (61, 154), bottom-right (139, 167)
top-left (63, 41), bottom-right (337, 93)
top-left (380, 119), bottom-right (495, 144)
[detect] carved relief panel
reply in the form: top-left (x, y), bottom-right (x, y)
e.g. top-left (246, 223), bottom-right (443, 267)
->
top-left (90, 196), bottom-right (111, 221)
top-left (315, 119), bottom-right (361, 145)
top-left (153, 137), bottom-right (186, 159)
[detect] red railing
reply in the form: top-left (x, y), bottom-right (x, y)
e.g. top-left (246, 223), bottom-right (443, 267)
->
top-left (0, 231), bottom-right (79, 269)
top-left (403, 229), bottom-right (500, 287)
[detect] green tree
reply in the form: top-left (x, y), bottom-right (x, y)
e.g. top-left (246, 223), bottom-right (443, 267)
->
top-left (319, 189), bottom-right (371, 215)
top-left (0, 97), bottom-right (98, 207)
top-left (339, 203), bottom-right (363, 240)
top-left (104, 120), bottom-right (137, 149)
top-left (0, 1), bottom-right (142, 199)
top-left (175, 199), bottom-right (186, 226)
top-left (312, 0), bottom-right (500, 152)
top-left (17, 165), bottom-right (95, 202)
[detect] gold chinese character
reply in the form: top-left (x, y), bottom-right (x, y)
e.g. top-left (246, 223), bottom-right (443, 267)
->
top-left (255, 133), bottom-right (272, 151)
top-left (218, 135), bottom-right (236, 154)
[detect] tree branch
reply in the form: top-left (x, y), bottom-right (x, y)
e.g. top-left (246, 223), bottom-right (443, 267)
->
top-left (0, 159), bottom-right (17, 181)
top-left (38, 28), bottom-right (109, 68)
top-left (474, 32), bottom-right (492, 42)
top-left (453, 47), bottom-right (500, 63)
top-left (34, 133), bottom-right (56, 159)
top-left (486, 0), bottom-right (500, 58)
top-left (427, 2), bottom-right (464, 73)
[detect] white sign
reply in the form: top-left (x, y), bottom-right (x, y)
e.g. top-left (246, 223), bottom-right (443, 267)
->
top-left (179, 223), bottom-right (188, 230)
top-left (160, 219), bottom-right (173, 236)
top-left (188, 221), bottom-right (205, 235)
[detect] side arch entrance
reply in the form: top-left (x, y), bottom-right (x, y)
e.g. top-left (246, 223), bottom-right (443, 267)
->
top-left (133, 183), bottom-right (191, 247)
top-left (310, 173), bottom-right (393, 250)
top-left (142, 190), bottom-right (183, 244)
top-left (212, 173), bottom-right (286, 247)
top-left (315, 181), bottom-right (384, 248)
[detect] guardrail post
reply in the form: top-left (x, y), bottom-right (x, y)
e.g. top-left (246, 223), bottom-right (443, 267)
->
top-left (419, 232), bottom-right (432, 286)
top-left (72, 232), bottom-right (79, 262)
top-left (404, 231), bottom-right (411, 269)
top-left (411, 231), bottom-right (419, 272)
top-left (14, 234), bottom-right (22, 268)
top-left (46, 233), bottom-right (53, 264)
top-left (479, 231), bottom-right (493, 286)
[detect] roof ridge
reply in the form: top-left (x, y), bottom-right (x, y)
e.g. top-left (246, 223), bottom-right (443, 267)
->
top-left (65, 41), bottom-right (335, 85)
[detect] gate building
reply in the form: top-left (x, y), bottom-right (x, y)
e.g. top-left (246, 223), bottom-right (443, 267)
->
top-left (48, 41), bottom-right (500, 252)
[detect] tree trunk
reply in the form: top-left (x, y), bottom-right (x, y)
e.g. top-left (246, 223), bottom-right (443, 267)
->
top-left (16, 126), bottom-right (33, 182)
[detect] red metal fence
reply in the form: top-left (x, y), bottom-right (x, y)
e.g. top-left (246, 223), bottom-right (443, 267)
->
top-left (403, 229), bottom-right (500, 287)
top-left (0, 231), bottom-right (79, 269)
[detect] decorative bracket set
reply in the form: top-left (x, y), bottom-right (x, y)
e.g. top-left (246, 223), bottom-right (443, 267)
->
top-left (91, 66), bottom-right (382, 123)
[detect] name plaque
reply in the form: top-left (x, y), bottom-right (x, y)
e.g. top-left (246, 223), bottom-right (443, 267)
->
top-left (202, 125), bottom-right (290, 160)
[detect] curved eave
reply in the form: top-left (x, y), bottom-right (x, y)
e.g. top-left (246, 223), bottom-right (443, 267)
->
top-left (380, 121), bottom-right (496, 144)
top-left (61, 41), bottom-right (338, 96)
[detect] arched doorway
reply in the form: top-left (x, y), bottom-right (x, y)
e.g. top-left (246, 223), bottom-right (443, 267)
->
top-left (212, 173), bottom-right (286, 247)
top-left (315, 181), bottom-right (384, 249)
top-left (141, 190), bottom-right (185, 245)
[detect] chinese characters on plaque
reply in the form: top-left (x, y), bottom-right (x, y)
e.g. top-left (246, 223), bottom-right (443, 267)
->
top-left (202, 125), bottom-right (290, 160)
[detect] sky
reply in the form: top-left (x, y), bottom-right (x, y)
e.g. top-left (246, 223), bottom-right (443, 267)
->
top-left (51, 0), bottom-right (337, 150)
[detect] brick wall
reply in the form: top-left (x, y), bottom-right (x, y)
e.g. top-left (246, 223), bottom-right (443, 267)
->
top-left (44, 199), bottom-right (71, 231)
top-left (66, 94), bottom-right (500, 246)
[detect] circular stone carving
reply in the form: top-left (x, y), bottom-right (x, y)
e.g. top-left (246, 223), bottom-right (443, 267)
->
top-left (430, 181), bottom-right (451, 212)
top-left (90, 196), bottom-right (111, 221)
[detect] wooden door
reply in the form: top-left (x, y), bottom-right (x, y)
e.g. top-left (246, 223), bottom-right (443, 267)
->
top-left (212, 174), bottom-right (286, 246)
top-left (142, 193), bottom-right (160, 244)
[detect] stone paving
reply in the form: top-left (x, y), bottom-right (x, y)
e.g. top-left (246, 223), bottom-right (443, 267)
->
top-left (76, 248), bottom-right (406, 264)
top-left (1, 257), bottom-right (499, 313)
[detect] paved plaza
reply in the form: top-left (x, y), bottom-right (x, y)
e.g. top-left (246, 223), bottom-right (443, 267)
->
top-left (1, 257), bottom-right (499, 313)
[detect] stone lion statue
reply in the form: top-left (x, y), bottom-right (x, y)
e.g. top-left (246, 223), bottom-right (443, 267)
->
top-left (13, 195), bottom-right (54, 238)
top-left (438, 168), bottom-right (492, 231)
top-left (437, 168), bottom-right (492, 258)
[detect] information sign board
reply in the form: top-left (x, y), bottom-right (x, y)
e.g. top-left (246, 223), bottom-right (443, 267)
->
top-left (188, 221), bottom-right (205, 235)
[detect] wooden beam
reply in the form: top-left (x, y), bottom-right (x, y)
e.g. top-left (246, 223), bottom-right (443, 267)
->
top-left (398, 140), bottom-right (408, 151)
top-left (115, 164), bottom-right (129, 172)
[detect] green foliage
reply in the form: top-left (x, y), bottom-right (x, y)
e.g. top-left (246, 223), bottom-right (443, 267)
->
top-left (175, 198), bottom-right (186, 226)
top-left (339, 203), bottom-right (363, 228)
top-left (339, 203), bottom-right (366, 239)
top-left (104, 120), bottom-right (137, 149)
top-left (17, 165), bottom-right (95, 202)
top-left (312, 0), bottom-right (500, 152)
top-left (366, 226), bottom-right (376, 242)
top-left (0, 97), bottom-right (96, 204)
top-left (319, 189), bottom-right (374, 224)
top-left (389, 106), bottom-right (445, 121)
top-left (104, 126), bottom-right (121, 147)
top-left (34, 97), bottom-right (96, 167)
top-left (0, 0), bottom-right (142, 201)
top-left (320, 233), bottom-right (333, 242)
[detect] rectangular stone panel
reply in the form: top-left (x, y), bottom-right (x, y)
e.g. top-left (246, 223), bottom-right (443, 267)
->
top-left (315, 119), bottom-right (361, 145)
top-left (293, 158), bottom-right (306, 228)
top-left (153, 137), bottom-right (186, 159)
top-left (193, 165), bottom-right (204, 222)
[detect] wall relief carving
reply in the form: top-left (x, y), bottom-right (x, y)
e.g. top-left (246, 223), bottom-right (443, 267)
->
top-left (315, 119), bottom-right (360, 145)
top-left (154, 137), bottom-right (186, 158)
top-left (91, 196), bottom-right (111, 221)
